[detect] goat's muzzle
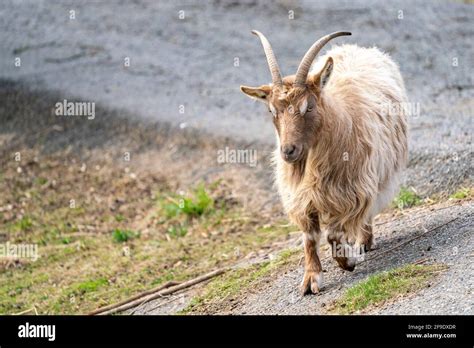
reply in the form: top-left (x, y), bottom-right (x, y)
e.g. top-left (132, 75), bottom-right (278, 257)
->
top-left (281, 144), bottom-right (302, 163)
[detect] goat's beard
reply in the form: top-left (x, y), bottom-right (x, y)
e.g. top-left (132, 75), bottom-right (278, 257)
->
top-left (289, 150), bottom-right (307, 182)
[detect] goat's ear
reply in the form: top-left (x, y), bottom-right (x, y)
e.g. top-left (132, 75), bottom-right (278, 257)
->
top-left (240, 85), bottom-right (272, 103)
top-left (312, 57), bottom-right (334, 89)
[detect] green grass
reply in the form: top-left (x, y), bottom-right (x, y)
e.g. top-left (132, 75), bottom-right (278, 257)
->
top-left (329, 264), bottom-right (447, 314)
top-left (13, 216), bottom-right (34, 231)
top-left (156, 183), bottom-right (219, 239)
top-left (160, 184), bottom-right (214, 219)
top-left (114, 214), bottom-right (125, 222)
top-left (36, 177), bottom-right (48, 186)
top-left (61, 237), bottom-right (72, 244)
top-left (393, 187), bottom-right (422, 209)
top-left (167, 224), bottom-right (188, 238)
top-left (112, 229), bottom-right (139, 243)
top-left (73, 278), bottom-right (108, 295)
top-left (449, 187), bottom-right (473, 200)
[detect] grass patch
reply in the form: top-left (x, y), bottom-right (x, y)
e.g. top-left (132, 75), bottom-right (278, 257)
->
top-left (112, 229), bottom-right (139, 243)
top-left (160, 184), bottom-right (214, 219)
top-left (167, 224), bottom-right (188, 238)
top-left (13, 216), bottom-right (34, 231)
top-left (393, 187), bottom-right (422, 209)
top-left (73, 278), bottom-right (108, 295)
top-left (36, 177), bottom-right (48, 186)
top-left (449, 187), bottom-right (473, 200)
top-left (329, 264), bottom-right (447, 314)
top-left (114, 214), bottom-right (125, 222)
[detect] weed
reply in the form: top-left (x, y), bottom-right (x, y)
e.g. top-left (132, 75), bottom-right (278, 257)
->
top-left (112, 229), bottom-right (139, 243)
top-left (14, 216), bottom-right (33, 231)
top-left (167, 224), bottom-right (188, 238)
top-left (450, 187), bottom-right (472, 200)
top-left (393, 187), bottom-right (421, 209)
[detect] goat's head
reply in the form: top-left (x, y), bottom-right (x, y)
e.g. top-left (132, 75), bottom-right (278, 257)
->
top-left (240, 31), bottom-right (351, 163)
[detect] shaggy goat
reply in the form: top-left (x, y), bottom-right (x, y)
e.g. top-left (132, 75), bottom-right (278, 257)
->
top-left (240, 31), bottom-right (408, 294)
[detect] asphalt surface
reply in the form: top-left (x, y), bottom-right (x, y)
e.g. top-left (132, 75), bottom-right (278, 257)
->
top-left (1, 0), bottom-right (472, 315)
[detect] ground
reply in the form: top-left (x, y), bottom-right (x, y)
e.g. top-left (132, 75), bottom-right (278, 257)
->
top-left (0, 0), bottom-right (472, 315)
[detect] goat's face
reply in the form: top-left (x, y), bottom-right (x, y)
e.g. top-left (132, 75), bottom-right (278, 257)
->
top-left (241, 59), bottom-right (335, 164)
top-left (240, 30), bottom-right (350, 164)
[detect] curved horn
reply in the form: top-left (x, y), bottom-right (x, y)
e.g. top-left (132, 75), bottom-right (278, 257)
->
top-left (251, 30), bottom-right (283, 86)
top-left (294, 31), bottom-right (351, 87)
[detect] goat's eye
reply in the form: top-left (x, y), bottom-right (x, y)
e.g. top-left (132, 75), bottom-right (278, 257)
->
top-left (307, 106), bottom-right (314, 112)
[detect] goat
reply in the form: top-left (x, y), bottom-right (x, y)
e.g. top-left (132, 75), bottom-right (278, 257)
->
top-left (240, 31), bottom-right (408, 294)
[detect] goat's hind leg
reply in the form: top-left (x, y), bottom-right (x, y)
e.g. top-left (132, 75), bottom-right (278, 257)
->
top-left (358, 222), bottom-right (374, 253)
top-left (327, 226), bottom-right (357, 272)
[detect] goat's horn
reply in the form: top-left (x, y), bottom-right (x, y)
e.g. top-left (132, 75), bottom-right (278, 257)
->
top-left (251, 30), bottom-right (283, 86)
top-left (294, 31), bottom-right (351, 87)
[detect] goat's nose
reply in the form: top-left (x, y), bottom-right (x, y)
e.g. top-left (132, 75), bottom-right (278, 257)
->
top-left (282, 144), bottom-right (296, 157)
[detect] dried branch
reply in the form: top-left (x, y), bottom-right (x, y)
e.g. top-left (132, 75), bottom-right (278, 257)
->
top-left (88, 280), bottom-right (180, 315)
top-left (89, 268), bottom-right (227, 316)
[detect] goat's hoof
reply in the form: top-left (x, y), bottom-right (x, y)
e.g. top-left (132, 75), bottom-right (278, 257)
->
top-left (362, 240), bottom-right (375, 253)
top-left (300, 270), bottom-right (322, 295)
top-left (334, 257), bottom-right (356, 272)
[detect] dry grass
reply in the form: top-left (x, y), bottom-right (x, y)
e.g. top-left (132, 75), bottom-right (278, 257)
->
top-left (0, 147), bottom-right (292, 314)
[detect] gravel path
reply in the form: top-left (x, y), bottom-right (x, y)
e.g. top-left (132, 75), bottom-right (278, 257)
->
top-left (227, 201), bottom-right (473, 315)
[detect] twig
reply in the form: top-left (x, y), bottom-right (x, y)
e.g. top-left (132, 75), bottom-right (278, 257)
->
top-left (90, 268), bottom-right (228, 315)
top-left (13, 306), bottom-right (38, 315)
top-left (88, 280), bottom-right (180, 315)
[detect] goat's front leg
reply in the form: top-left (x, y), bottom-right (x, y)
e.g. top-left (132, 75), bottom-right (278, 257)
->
top-left (301, 226), bottom-right (323, 295)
